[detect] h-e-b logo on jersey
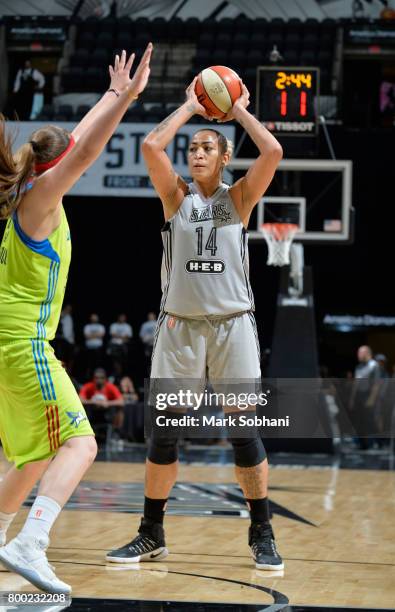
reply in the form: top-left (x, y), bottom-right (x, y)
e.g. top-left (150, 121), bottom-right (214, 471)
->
top-left (186, 259), bottom-right (225, 274)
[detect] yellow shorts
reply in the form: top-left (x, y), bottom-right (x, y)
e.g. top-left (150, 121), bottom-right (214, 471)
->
top-left (0, 339), bottom-right (94, 469)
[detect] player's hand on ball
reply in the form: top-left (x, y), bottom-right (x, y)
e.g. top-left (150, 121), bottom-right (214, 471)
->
top-left (185, 77), bottom-right (212, 120)
top-left (218, 81), bottom-right (250, 123)
top-left (109, 43), bottom-right (153, 97)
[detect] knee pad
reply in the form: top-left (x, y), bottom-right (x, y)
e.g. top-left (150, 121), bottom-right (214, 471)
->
top-left (228, 437), bottom-right (266, 467)
top-left (148, 437), bottom-right (178, 465)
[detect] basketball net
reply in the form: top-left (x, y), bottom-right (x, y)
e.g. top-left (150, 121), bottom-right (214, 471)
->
top-left (259, 223), bottom-right (299, 267)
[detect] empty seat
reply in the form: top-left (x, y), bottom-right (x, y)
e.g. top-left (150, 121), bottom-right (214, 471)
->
top-left (150, 17), bottom-right (168, 39)
top-left (70, 49), bottom-right (89, 67)
top-left (299, 50), bottom-right (316, 65)
top-left (284, 32), bottom-right (301, 51)
top-left (78, 32), bottom-right (95, 50)
top-left (236, 18), bottom-right (252, 36)
top-left (96, 31), bottom-right (113, 48)
top-left (199, 32), bottom-right (216, 49)
top-left (210, 49), bottom-right (228, 66)
top-left (318, 50), bottom-right (332, 65)
top-left (185, 17), bottom-right (201, 38)
top-left (287, 18), bottom-right (302, 33)
top-left (85, 67), bottom-right (104, 91)
top-left (283, 49), bottom-right (299, 65)
top-left (169, 17), bottom-right (184, 39)
top-left (301, 33), bottom-right (318, 51)
top-left (91, 48), bottom-right (109, 67)
top-left (233, 33), bottom-right (249, 51)
top-left (217, 18), bottom-right (234, 35)
top-left (247, 50), bottom-right (264, 66)
top-left (252, 18), bottom-right (268, 35)
top-left (228, 49), bottom-right (246, 70)
top-left (250, 33), bottom-right (266, 50)
top-left (216, 33), bottom-right (232, 50)
top-left (97, 18), bottom-right (116, 35)
top-left (116, 32), bottom-right (131, 49)
top-left (200, 19), bottom-right (217, 36)
top-left (80, 17), bottom-right (99, 36)
top-left (37, 104), bottom-right (53, 120)
top-left (61, 67), bottom-right (83, 92)
top-left (57, 104), bottom-right (73, 120)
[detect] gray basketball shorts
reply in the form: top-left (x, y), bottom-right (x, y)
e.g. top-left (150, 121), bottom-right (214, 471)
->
top-left (150, 311), bottom-right (261, 398)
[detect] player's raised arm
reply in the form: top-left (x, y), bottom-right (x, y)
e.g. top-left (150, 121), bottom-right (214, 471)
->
top-left (142, 77), bottom-right (211, 220)
top-left (227, 83), bottom-right (283, 227)
top-left (13, 43), bottom-right (152, 239)
top-left (26, 45), bottom-right (152, 213)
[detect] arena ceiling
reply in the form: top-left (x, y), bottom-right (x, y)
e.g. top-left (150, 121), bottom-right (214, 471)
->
top-left (0, 0), bottom-right (388, 19)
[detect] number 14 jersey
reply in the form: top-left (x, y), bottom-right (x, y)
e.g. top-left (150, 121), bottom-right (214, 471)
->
top-left (161, 182), bottom-right (254, 318)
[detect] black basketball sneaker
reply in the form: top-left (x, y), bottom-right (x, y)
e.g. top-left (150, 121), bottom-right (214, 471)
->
top-left (106, 518), bottom-right (168, 563)
top-left (249, 522), bottom-right (284, 570)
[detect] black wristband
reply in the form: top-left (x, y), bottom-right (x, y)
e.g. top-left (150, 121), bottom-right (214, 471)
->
top-left (107, 88), bottom-right (120, 97)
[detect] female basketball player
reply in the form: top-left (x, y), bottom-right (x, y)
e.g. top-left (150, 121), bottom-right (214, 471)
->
top-left (0, 44), bottom-right (152, 593)
top-left (107, 78), bottom-right (284, 570)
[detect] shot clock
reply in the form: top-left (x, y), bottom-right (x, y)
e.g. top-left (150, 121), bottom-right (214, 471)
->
top-left (256, 67), bottom-right (320, 136)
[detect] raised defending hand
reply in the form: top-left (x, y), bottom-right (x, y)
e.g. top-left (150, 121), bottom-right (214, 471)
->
top-left (185, 77), bottom-right (212, 120)
top-left (109, 43), bottom-right (153, 98)
top-left (217, 81), bottom-right (250, 123)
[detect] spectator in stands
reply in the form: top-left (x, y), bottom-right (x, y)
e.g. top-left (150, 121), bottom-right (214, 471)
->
top-left (79, 368), bottom-right (124, 440)
top-left (56, 304), bottom-right (75, 364)
top-left (13, 60), bottom-right (45, 120)
top-left (139, 312), bottom-right (157, 359)
top-left (349, 345), bottom-right (381, 449)
top-left (83, 313), bottom-right (106, 374)
top-left (119, 376), bottom-right (144, 443)
top-left (108, 313), bottom-right (133, 374)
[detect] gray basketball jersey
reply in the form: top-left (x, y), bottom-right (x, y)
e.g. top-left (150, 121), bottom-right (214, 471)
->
top-left (161, 182), bottom-right (254, 318)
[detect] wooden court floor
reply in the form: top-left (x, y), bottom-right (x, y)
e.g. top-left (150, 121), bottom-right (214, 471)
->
top-left (0, 454), bottom-right (394, 609)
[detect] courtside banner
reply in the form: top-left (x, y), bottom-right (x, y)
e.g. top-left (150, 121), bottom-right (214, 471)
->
top-left (11, 122), bottom-right (236, 198)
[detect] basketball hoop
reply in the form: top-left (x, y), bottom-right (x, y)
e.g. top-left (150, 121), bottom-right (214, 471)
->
top-left (259, 223), bottom-right (299, 266)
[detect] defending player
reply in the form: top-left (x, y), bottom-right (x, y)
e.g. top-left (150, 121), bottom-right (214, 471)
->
top-left (0, 45), bottom-right (152, 593)
top-left (106, 78), bottom-right (284, 570)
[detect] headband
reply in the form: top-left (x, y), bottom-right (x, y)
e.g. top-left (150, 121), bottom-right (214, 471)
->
top-left (33, 135), bottom-right (75, 173)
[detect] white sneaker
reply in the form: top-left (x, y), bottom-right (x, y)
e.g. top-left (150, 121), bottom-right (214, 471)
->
top-left (0, 531), bottom-right (6, 546)
top-left (0, 533), bottom-right (71, 594)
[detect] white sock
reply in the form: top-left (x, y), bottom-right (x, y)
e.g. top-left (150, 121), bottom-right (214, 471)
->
top-left (0, 510), bottom-right (17, 531)
top-left (21, 496), bottom-right (61, 541)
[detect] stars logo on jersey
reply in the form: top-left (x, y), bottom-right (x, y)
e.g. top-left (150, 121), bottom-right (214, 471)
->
top-left (67, 410), bottom-right (87, 428)
top-left (189, 202), bottom-right (231, 223)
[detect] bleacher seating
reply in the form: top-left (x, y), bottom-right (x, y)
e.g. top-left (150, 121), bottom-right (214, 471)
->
top-left (39, 15), bottom-right (338, 123)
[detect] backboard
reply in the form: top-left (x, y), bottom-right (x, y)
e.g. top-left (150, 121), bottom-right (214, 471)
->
top-left (228, 158), bottom-right (353, 243)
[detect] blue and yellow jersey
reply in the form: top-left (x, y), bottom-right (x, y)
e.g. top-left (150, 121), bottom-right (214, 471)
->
top-left (0, 206), bottom-right (71, 342)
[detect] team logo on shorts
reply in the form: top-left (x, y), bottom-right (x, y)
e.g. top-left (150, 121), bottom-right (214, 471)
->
top-left (67, 410), bottom-right (87, 428)
top-left (167, 316), bottom-right (176, 329)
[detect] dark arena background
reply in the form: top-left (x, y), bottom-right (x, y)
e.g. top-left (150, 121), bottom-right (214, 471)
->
top-left (0, 0), bottom-right (394, 610)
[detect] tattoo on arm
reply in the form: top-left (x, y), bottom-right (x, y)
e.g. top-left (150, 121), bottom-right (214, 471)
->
top-left (152, 108), bottom-right (181, 134)
top-left (186, 103), bottom-right (196, 113)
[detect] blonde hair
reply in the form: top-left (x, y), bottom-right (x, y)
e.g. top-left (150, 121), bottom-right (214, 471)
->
top-left (0, 117), bottom-right (70, 220)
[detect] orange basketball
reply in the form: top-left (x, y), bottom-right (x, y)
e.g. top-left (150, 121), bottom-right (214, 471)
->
top-left (195, 65), bottom-right (242, 119)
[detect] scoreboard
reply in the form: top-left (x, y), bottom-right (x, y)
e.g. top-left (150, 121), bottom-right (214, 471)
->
top-left (256, 67), bottom-right (320, 136)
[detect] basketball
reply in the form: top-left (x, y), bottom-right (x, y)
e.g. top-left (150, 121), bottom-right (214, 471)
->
top-left (195, 65), bottom-right (242, 119)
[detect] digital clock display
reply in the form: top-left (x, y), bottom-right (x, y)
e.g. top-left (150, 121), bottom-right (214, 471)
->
top-left (256, 67), bottom-right (319, 136)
